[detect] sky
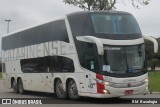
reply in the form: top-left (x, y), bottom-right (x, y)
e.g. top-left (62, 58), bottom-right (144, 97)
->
top-left (0, 0), bottom-right (160, 40)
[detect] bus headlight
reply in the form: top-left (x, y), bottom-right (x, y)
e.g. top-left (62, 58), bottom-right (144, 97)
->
top-left (104, 82), bottom-right (109, 85)
top-left (94, 78), bottom-right (110, 86)
top-left (103, 89), bottom-right (110, 94)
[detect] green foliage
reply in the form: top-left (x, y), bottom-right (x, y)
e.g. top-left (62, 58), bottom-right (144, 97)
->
top-left (0, 63), bottom-right (1, 72)
top-left (0, 72), bottom-right (2, 78)
top-left (63, 0), bottom-right (150, 10)
top-left (148, 58), bottom-right (160, 71)
top-left (145, 40), bottom-right (154, 60)
top-left (145, 39), bottom-right (160, 70)
top-left (149, 71), bottom-right (160, 92)
top-left (156, 38), bottom-right (160, 59)
top-left (148, 58), bottom-right (160, 67)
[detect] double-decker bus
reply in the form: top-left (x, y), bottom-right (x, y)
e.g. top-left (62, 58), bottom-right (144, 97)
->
top-left (1, 11), bottom-right (158, 99)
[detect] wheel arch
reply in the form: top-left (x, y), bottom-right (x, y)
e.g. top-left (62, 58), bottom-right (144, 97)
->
top-left (17, 77), bottom-right (21, 82)
top-left (17, 77), bottom-right (22, 86)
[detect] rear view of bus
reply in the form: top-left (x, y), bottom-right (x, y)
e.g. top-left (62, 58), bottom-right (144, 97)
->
top-left (67, 11), bottom-right (158, 98)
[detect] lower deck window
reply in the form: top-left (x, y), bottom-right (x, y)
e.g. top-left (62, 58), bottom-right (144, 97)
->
top-left (20, 56), bottom-right (74, 73)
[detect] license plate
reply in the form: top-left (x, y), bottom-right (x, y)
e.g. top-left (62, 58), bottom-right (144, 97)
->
top-left (124, 90), bottom-right (133, 95)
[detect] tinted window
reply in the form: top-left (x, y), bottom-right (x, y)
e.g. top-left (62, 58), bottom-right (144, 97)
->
top-left (91, 14), bottom-right (141, 34)
top-left (20, 56), bottom-right (74, 73)
top-left (100, 44), bottom-right (145, 74)
top-left (76, 41), bottom-right (98, 72)
top-left (2, 20), bottom-right (69, 50)
top-left (67, 12), bottom-right (93, 37)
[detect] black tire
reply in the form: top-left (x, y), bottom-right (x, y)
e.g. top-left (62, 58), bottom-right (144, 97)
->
top-left (55, 79), bottom-right (67, 98)
top-left (12, 79), bottom-right (18, 93)
top-left (18, 79), bottom-right (25, 94)
top-left (67, 80), bottom-right (79, 99)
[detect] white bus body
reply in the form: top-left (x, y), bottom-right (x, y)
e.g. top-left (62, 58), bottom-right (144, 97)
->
top-left (1, 11), bottom-right (158, 99)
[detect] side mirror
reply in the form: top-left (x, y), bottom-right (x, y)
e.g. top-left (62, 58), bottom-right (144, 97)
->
top-left (143, 35), bottom-right (158, 53)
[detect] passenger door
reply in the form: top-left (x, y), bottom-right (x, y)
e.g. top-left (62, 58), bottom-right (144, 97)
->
top-left (82, 55), bottom-right (97, 93)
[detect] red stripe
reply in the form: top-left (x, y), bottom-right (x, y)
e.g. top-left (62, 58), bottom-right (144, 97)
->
top-left (96, 74), bottom-right (104, 94)
top-left (96, 82), bottom-right (105, 94)
top-left (96, 74), bottom-right (103, 80)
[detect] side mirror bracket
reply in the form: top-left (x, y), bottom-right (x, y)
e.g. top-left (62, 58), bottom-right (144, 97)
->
top-left (143, 35), bottom-right (158, 53)
top-left (76, 36), bottom-right (104, 55)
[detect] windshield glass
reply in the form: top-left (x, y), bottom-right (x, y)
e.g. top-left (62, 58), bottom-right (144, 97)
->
top-left (91, 14), bottom-right (141, 34)
top-left (100, 44), bottom-right (145, 74)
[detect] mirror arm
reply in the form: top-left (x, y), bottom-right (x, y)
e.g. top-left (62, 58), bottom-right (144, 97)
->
top-left (76, 36), bottom-right (104, 55)
top-left (143, 35), bottom-right (158, 53)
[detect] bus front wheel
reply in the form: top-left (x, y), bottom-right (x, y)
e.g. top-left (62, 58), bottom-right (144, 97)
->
top-left (67, 80), bottom-right (79, 99)
top-left (55, 79), bottom-right (67, 98)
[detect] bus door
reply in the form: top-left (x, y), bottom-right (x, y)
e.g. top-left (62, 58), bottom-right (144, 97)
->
top-left (84, 57), bottom-right (97, 93)
top-left (83, 49), bottom-right (97, 93)
top-left (43, 71), bottom-right (55, 93)
top-left (31, 73), bottom-right (53, 92)
top-left (34, 73), bottom-right (46, 92)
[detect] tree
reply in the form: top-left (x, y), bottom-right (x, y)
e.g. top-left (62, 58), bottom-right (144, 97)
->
top-left (0, 61), bottom-right (1, 72)
top-left (0, 64), bottom-right (1, 72)
top-left (145, 40), bottom-right (154, 60)
top-left (148, 58), bottom-right (160, 71)
top-left (156, 37), bottom-right (160, 59)
top-left (63, 0), bottom-right (150, 10)
top-left (145, 38), bottom-right (160, 71)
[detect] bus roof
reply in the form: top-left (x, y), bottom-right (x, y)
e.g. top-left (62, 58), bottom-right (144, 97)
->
top-left (2, 10), bottom-right (131, 37)
top-left (2, 11), bottom-right (134, 50)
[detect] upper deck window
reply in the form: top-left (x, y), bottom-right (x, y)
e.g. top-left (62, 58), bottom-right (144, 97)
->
top-left (2, 20), bottom-right (69, 51)
top-left (91, 14), bottom-right (141, 34)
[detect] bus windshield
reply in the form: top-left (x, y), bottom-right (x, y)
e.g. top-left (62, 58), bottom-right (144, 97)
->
top-left (91, 14), bottom-right (141, 34)
top-left (99, 44), bottom-right (145, 74)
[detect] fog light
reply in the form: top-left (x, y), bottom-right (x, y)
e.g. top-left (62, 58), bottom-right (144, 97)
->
top-left (103, 89), bottom-right (110, 94)
top-left (145, 87), bottom-right (148, 91)
top-left (144, 78), bottom-right (149, 83)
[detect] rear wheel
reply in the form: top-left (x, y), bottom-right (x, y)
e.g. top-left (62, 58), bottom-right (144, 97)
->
top-left (12, 79), bottom-right (18, 93)
top-left (18, 79), bottom-right (25, 94)
top-left (55, 79), bottom-right (67, 98)
top-left (67, 80), bottom-right (79, 99)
